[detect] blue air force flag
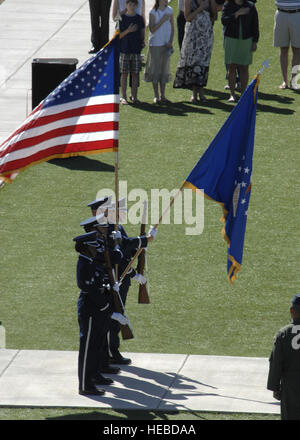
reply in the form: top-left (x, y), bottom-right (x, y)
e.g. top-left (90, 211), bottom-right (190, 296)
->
top-left (183, 77), bottom-right (259, 283)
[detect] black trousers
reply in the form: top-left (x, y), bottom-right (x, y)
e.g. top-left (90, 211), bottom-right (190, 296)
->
top-left (78, 307), bottom-right (111, 391)
top-left (89, 0), bottom-right (112, 50)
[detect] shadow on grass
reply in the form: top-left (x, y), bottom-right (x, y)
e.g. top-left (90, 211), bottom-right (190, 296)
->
top-left (48, 156), bottom-right (114, 172)
top-left (132, 100), bottom-right (213, 116)
top-left (134, 87), bottom-right (295, 116)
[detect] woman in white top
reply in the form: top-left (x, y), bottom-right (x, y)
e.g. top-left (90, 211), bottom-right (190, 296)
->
top-left (143, 0), bottom-right (174, 103)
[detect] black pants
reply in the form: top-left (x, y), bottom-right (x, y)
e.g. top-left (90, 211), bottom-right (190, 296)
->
top-left (78, 308), bottom-right (111, 391)
top-left (89, 0), bottom-right (112, 50)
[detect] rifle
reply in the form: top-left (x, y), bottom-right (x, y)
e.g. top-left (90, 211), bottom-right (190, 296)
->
top-left (103, 234), bottom-right (134, 340)
top-left (136, 200), bottom-right (150, 304)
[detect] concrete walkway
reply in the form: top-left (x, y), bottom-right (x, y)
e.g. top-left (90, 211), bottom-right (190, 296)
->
top-left (0, 349), bottom-right (279, 415)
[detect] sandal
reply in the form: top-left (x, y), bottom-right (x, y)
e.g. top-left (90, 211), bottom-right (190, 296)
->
top-left (131, 98), bottom-right (141, 104)
top-left (279, 82), bottom-right (289, 90)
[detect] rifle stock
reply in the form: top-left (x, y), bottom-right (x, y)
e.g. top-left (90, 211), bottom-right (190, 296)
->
top-left (138, 282), bottom-right (150, 304)
top-left (103, 236), bottom-right (134, 340)
top-left (137, 201), bottom-right (150, 304)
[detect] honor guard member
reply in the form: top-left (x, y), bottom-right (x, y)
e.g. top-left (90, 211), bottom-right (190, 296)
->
top-left (74, 230), bottom-right (126, 396)
top-left (267, 293), bottom-right (300, 419)
top-left (79, 214), bottom-right (125, 374)
top-left (80, 210), bottom-right (143, 366)
top-left (87, 197), bottom-right (157, 365)
top-left (102, 198), bottom-right (149, 365)
top-left (106, 201), bottom-right (157, 366)
top-left (107, 227), bottom-right (148, 365)
top-left (87, 197), bottom-right (133, 365)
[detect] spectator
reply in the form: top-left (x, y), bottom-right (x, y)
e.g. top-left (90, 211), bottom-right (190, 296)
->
top-left (177, 0), bottom-right (186, 50)
top-left (112, 0), bottom-right (146, 24)
top-left (143, 0), bottom-right (174, 104)
top-left (221, 0), bottom-right (259, 102)
top-left (216, 1), bottom-right (242, 92)
top-left (173, 0), bottom-right (217, 103)
top-left (88, 0), bottom-right (112, 54)
top-left (119, 0), bottom-right (145, 104)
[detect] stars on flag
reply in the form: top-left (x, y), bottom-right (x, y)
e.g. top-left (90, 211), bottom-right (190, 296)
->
top-left (234, 156), bottom-right (252, 216)
top-left (44, 48), bottom-right (112, 107)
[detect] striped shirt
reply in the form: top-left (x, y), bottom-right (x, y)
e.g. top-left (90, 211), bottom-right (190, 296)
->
top-left (275, 0), bottom-right (300, 10)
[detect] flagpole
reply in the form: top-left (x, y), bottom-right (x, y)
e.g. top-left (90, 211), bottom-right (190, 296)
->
top-left (119, 182), bottom-right (186, 283)
top-left (153, 181), bottom-right (186, 229)
top-left (114, 151), bottom-right (119, 225)
top-left (114, 150), bottom-right (119, 279)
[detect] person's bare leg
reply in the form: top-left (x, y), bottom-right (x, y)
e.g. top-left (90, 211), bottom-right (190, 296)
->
top-left (239, 65), bottom-right (249, 94)
top-left (279, 47), bottom-right (289, 88)
top-left (120, 73), bottom-right (129, 103)
top-left (130, 73), bottom-right (139, 101)
top-left (160, 82), bottom-right (167, 101)
top-left (228, 63), bottom-right (237, 101)
top-left (153, 82), bottom-right (160, 103)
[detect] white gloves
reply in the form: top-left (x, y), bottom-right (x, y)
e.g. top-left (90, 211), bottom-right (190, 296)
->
top-left (111, 230), bottom-right (122, 240)
top-left (133, 273), bottom-right (147, 285)
top-left (112, 282), bottom-right (119, 293)
top-left (148, 226), bottom-right (157, 239)
top-left (111, 312), bottom-right (127, 325)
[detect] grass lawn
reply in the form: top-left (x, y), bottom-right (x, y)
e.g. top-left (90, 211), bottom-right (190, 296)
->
top-left (0, 0), bottom-right (298, 420)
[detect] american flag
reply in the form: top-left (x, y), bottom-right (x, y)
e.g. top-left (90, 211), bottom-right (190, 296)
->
top-left (0, 34), bottom-right (120, 183)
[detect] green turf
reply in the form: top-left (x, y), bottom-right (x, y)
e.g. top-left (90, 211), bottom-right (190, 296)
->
top-left (0, 0), bottom-right (297, 420)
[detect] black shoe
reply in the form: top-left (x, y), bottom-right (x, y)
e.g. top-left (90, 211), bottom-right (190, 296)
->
top-left (79, 386), bottom-right (105, 396)
top-left (88, 47), bottom-right (99, 54)
top-left (92, 374), bottom-right (114, 385)
top-left (109, 353), bottom-right (132, 365)
top-left (99, 366), bottom-right (120, 374)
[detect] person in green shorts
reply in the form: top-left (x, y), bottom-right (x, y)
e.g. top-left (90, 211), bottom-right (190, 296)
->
top-left (221, 0), bottom-right (259, 102)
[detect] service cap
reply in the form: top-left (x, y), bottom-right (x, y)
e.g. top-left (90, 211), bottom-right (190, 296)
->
top-left (291, 294), bottom-right (300, 308)
top-left (73, 230), bottom-right (98, 245)
top-left (80, 213), bottom-right (108, 231)
top-left (87, 196), bottom-right (111, 211)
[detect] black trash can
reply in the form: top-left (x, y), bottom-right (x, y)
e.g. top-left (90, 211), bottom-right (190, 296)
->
top-left (31, 58), bottom-right (78, 109)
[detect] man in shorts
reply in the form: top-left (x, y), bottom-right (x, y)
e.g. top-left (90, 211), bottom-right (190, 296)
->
top-left (274, 1), bottom-right (300, 90)
top-left (119, 0), bottom-right (145, 104)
